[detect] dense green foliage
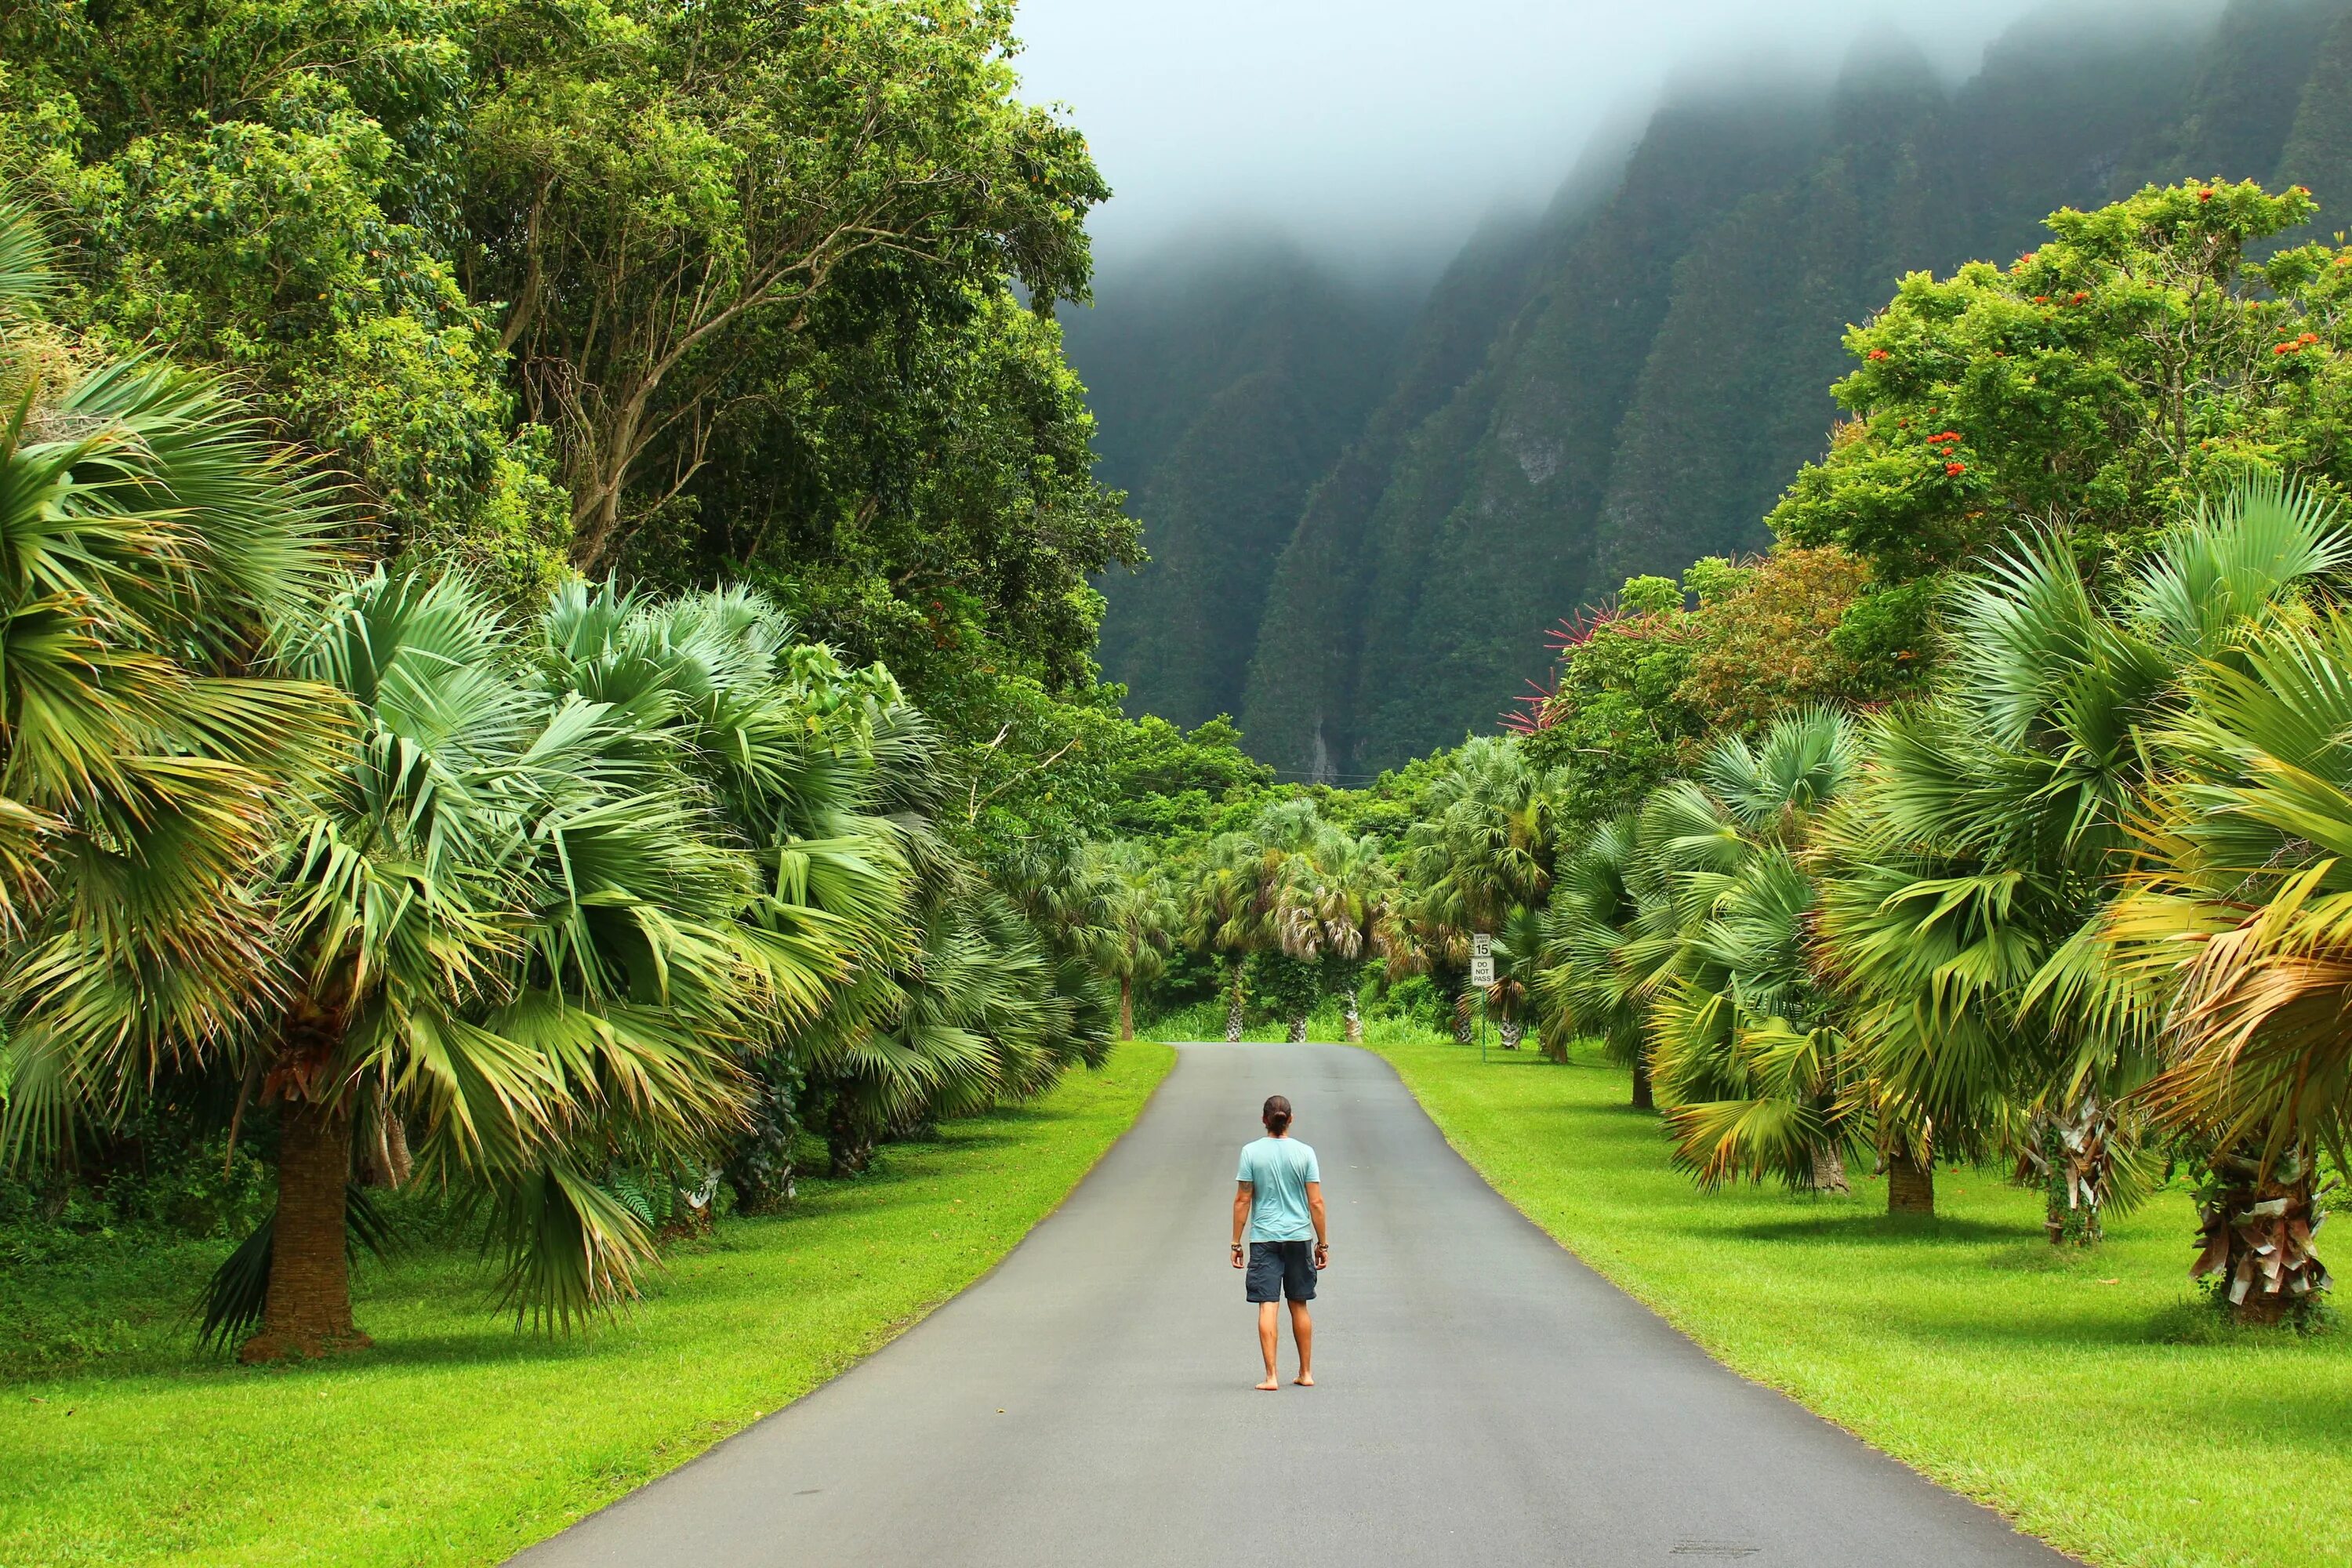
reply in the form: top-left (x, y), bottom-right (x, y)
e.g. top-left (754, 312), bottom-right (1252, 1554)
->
top-left (0, 0), bottom-right (1146, 804)
top-left (0, 1), bottom-right (1237, 1366)
top-left (1065, 0), bottom-right (2352, 776)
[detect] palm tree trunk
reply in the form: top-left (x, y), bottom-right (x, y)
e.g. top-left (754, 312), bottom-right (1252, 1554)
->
top-left (1809, 1144), bottom-right (1849, 1194)
top-left (1631, 1052), bottom-right (1655, 1111)
top-left (1451, 989), bottom-right (1474, 1045)
top-left (1225, 958), bottom-right (1246, 1044)
top-left (828, 1095), bottom-right (875, 1178)
top-left (1886, 1148), bottom-right (1934, 1217)
top-left (1118, 977), bottom-right (1134, 1042)
top-left (1497, 1017), bottom-right (1523, 1050)
top-left (1287, 1012), bottom-right (1308, 1044)
top-left (1343, 986), bottom-right (1362, 1043)
top-left (2036, 1099), bottom-right (2110, 1246)
top-left (241, 1098), bottom-right (369, 1363)
top-left (2195, 1145), bottom-right (2326, 1325)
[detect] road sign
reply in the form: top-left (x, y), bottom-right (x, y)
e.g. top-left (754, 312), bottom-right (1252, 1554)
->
top-left (1469, 931), bottom-right (1494, 987)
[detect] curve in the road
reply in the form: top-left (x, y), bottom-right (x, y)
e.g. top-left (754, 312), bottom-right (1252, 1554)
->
top-left (515, 1042), bottom-right (2075, 1567)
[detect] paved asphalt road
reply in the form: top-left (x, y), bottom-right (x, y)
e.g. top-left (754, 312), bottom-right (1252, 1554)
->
top-left (516, 1043), bottom-right (2073, 1566)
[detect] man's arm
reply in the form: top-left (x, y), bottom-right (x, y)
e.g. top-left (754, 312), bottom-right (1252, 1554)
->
top-left (1232, 1181), bottom-right (1252, 1267)
top-left (1306, 1181), bottom-right (1328, 1265)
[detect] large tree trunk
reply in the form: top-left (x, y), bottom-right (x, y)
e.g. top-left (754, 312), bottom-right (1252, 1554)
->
top-left (1631, 1053), bottom-right (1655, 1111)
top-left (1287, 1012), bottom-right (1308, 1044)
top-left (1497, 1018), bottom-right (1523, 1051)
top-left (2195, 1145), bottom-right (2328, 1326)
top-left (1342, 986), bottom-right (1363, 1043)
top-left (1451, 989), bottom-right (1475, 1045)
top-left (1118, 977), bottom-right (1134, 1042)
top-left (1224, 965), bottom-right (1246, 1044)
top-left (1886, 1149), bottom-right (1934, 1216)
top-left (241, 1098), bottom-right (369, 1363)
top-left (1809, 1143), bottom-right (1850, 1195)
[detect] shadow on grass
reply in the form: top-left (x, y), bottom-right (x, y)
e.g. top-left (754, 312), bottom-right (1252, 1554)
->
top-left (1722, 1214), bottom-right (2027, 1246)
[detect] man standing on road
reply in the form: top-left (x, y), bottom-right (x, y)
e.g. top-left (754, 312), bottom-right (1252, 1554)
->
top-left (1231, 1094), bottom-right (1328, 1390)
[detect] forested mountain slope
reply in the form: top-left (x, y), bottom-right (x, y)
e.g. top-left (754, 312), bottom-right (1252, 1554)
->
top-left (1057, 241), bottom-right (1415, 728)
top-left (1068, 0), bottom-right (2352, 776)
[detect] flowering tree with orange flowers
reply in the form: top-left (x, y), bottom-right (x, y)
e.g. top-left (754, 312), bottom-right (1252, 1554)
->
top-left (1771, 180), bottom-right (2352, 581)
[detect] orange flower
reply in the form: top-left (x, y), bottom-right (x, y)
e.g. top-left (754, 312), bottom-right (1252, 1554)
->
top-left (1868, 348), bottom-right (1889, 361)
top-left (1945, 463), bottom-right (1967, 477)
top-left (2198, 190), bottom-right (2214, 202)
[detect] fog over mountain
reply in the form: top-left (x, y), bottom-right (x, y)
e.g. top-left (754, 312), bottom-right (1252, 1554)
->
top-left (1030, 0), bottom-right (2347, 779)
top-left (1015, 0), bottom-right (2209, 275)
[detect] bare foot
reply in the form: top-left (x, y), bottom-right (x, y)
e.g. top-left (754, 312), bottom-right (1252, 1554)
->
top-left (1293, 1374), bottom-right (1314, 1387)
top-left (1255, 1377), bottom-right (1280, 1391)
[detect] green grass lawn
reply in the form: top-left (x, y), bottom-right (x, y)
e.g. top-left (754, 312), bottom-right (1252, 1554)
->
top-left (1373, 1039), bottom-right (2350, 1568)
top-left (0, 1042), bottom-right (1173, 1568)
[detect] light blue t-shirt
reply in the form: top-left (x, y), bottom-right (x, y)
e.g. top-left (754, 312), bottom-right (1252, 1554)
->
top-left (1236, 1136), bottom-right (1320, 1242)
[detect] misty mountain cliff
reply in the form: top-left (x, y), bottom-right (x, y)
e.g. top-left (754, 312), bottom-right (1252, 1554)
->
top-left (1065, 0), bottom-right (2352, 778)
top-left (1057, 242), bottom-right (1417, 731)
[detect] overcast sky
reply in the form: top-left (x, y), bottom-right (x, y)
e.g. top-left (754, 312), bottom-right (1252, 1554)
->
top-left (1010, 1), bottom-right (2191, 278)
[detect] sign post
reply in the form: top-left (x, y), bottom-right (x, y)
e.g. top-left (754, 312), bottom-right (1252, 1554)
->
top-left (1470, 933), bottom-right (1494, 1061)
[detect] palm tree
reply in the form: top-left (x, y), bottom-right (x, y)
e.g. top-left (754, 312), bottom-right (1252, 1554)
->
top-left (1484, 904), bottom-right (1546, 1050)
top-left (1189, 830), bottom-right (1264, 1043)
top-left (1085, 842), bottom-right (1176, 1041)
top-left (1535, 782), bottom-right (1739, 1102)
top-left (1402, 738), bottom-right (1563, 1043)
top-left (0, 206), bottom-right (400, 1353)
top-left (2107, 601), bottom-right (2352, 1320)
top-left (263, 572), bottom-right (768, 1354)
top-left (0, 198), bottom-right (340, 1066)
top-left (536, 581), bottom-right (923, 1186)
top-left (1189, 800), bottom-right (1330, 1042)
top-left (1819, 477), bottom-right (2349, 1241)
top-left (1647, 712), bottom-right (1865, 1196)
top-left (1279, 830), bottom-right (1397, 1041)
top-left (1534, 815), bottom-right (1647, 1079)
top-left (13, 568), bottom-right (767, 1359)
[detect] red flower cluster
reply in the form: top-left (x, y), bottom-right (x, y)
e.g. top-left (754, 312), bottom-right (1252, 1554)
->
top-left (1868, 347), bottom-right (1889, 361)
top-left (2073, 292), bottom-right (2089, 303)
top-left (1928, 430), bottom-right (1962, 446)
top-left (2275, 332), bottom-right (2323, 358)
top-left (1945, 462), bottom-right (1967, 477)
top-left (2198, 189), bottom-right (2215, 203)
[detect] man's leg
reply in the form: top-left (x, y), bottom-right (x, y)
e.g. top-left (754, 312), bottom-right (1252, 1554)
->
top-left (1256, 1301), bottom-right (1281, 1390)
top-left (1288, 1298), bottom-right (1314, 1385)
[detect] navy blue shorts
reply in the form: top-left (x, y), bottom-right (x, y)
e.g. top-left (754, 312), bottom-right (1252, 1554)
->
top-left (1246, 1240), bottom-right (1317, 1303)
